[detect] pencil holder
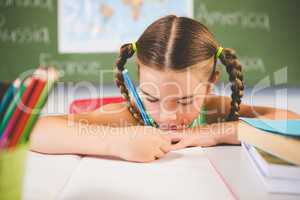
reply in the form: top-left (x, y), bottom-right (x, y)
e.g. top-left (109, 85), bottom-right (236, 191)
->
top-left (0, 143), bottom-right (29, 200)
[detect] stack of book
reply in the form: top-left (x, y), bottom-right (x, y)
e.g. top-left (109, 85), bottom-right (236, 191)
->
top-left (238, 117), bottom-right (300, 194)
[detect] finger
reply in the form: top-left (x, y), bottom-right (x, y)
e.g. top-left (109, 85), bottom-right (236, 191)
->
top-left (163, 133), bottom-right (184, 142)
top-left (154, 149), bottom-right (165, 159)
top-left (142, 156), bottom-right (156, 163)
top-left (165, 134), bottom-right (184, 144)
top-left (159, 138), bottom-right (172, 153)
top-left (161, 134), bottom-right (173, 142)
top-left (170, 139), bottom-right (189, 151)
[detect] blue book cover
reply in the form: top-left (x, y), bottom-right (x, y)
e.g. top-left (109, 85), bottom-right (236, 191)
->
top-left (240, 117), bottom-right (300, 137)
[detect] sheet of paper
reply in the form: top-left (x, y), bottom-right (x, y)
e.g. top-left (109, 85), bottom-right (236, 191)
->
top-left (240, 117), bottom-right (300, 137)
top-left (23, 151), bottom-right (81, 200)
top-left (58, 147), bottom-right (234, 200)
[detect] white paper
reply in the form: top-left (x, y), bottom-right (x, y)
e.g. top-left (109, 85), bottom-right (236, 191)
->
top-left (58, 147), bottom-right (234, 200)
top-left (23, 152), bottom-right (81, 200)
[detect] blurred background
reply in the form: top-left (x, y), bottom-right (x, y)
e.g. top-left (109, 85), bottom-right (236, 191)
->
top-left (0, 0), bottom-right (299, 115)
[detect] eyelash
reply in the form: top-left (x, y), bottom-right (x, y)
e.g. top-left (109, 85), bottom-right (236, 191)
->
top-left (146, 98), bottom-right (194, 106)
top-left (177, 100), bottom-right (194, 106)
top-left (146, 98), bottom-right (158, 103)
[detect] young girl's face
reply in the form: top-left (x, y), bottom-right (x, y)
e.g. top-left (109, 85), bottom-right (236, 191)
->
top-left (138, 58), bottom-right (216, 130)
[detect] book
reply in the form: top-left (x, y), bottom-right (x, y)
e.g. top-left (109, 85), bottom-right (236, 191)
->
top-left (238, 121), bottom-right (300, 166)
top-left (245, 143), bottom-right (300, 180)
top-left (243, 142), bottom-right (300, 194)
top-left (240, 117), bottom-right (300, 137)
top-left (58, 147), bottom-right (236, 200)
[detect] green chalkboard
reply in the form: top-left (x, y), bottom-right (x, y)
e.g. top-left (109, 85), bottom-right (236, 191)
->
top-left (0, 0), bottom-right (299, 86)
top-left (194, 0), bottom-right (300, 86)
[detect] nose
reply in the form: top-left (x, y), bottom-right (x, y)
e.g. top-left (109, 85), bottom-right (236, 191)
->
top-left (159, 111), bottom-right (177, 122)
top-left (158, 112), bottom-right (192, 130)
top-left (158, 110), bottom-right (178, 129)
top-left (157, 99), bottom-right (179, 127)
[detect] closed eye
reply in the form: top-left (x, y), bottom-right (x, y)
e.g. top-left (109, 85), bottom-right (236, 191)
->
top-left (146, 98), bottom-right (159, 103)
top-left (177, 99), bottom-right (194, 106)
top-left (146, 98), bottom-right (194, 104)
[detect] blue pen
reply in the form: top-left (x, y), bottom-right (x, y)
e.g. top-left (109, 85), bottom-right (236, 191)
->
top-left (122, 69), bottom-right (152, 126)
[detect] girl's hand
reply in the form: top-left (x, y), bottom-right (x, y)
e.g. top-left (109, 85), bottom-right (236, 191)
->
top-left (108, 126), bottom-right (171, 163)
top-left (167, 130), bottom-right (218, 150)
top-left (166, 122), bottom-right (240, 150)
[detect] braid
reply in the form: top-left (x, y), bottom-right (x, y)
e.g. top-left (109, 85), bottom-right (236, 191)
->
top-left (114, 43), bottom-right (144, 125)
top-left (218, 48), bottom-right (244, 121)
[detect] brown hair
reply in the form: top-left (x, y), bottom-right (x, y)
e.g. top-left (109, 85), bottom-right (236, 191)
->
top-left (114, 15), bottom-right (244, 124)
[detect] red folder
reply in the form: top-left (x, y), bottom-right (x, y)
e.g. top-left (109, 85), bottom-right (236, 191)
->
top-left (69, 97), bottom-right (126, 114)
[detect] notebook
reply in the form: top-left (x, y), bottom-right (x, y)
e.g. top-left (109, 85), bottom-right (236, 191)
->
top-left (243, 143), bottom-right (300, 194)
top-left (246, 144), bottom-right (300, 180)
top-left (58, 147), bottom-right (235, 200)
top-left (23, 152), bottom-right (81, 200)
top-left (239, 117), bottom-right (300, 137)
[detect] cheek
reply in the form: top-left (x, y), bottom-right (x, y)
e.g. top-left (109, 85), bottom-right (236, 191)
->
top-left (143, 101), bottom-right (169, 123)
top-left (177, 104), bottom-right (201, 123)
top-left (178, 111), bottom-right (198, 123)
top-left (177, 97), bottom-right (205, 122)
top-left (193, 95), bottom-right (206, 109)
top-left (143, 101), bottom-right (160, 115)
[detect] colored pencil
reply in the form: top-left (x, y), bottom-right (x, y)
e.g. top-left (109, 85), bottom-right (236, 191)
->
top-left (19, 68), bottom-right (58, 144)
top-left (0, 78), bottom-right (37, 147)
top-left (0, 79), bottom-right (28, 138)
top-left (0, 79), bottom-right (21, 121)
top-left (8, 71), bottom-right (47, 148)
top-left (122, 69), bottom-right (152, 125)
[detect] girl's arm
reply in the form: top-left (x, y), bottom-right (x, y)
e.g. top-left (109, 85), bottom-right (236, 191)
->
top-left (168, 96), bottom-right (299, 149)
top-left (30, 103), bottom-right (171, 162)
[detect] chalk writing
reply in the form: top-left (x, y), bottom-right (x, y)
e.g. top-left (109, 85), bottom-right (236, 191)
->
top-left (196, 4), bottom-right (270, 31)
top-left (0, 0), bottom-right (54, 12)
top-left (39, 53), bottom-right (104, 77)
top-left (0, 24), bottom-right (50, 44)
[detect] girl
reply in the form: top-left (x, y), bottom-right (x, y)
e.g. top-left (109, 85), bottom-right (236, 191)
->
top-left (30, 15), bottom-right (299, 162)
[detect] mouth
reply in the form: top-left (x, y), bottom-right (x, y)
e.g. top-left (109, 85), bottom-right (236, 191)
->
top-left (159, 124), bottom-right (188, 131)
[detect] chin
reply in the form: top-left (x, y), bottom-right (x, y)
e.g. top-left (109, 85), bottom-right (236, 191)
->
top-left (158, 124), bottom-right (189, 131)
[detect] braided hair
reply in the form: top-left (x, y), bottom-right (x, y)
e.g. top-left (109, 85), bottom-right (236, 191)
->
top-left (114, 15), bottom-right (244, 125)
top-left (114, 43), bottom-right (145, 125)
top-left (217, 48), bottom-right (244, 121)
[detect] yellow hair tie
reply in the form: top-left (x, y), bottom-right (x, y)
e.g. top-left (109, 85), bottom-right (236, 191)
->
top-left (216, 47), bottom-right (223, 58)
top-left (131, 42), bottom-right (137, 52)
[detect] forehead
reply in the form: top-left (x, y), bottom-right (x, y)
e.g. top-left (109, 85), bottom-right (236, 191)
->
top-left (138, 58), bottom-right (214, 96)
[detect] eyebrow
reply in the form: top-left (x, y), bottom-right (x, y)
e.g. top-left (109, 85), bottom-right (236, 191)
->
top-left (140, 89), bottom-right (194, 100)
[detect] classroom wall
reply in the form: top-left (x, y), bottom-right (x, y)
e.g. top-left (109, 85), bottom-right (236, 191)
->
top-left (0, 0), bottom-right (299, 86)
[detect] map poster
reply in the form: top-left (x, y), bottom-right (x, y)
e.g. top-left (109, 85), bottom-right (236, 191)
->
top-left (58, 0), bottom-right (193, 53)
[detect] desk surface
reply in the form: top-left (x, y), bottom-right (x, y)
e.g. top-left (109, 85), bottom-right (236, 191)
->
top-left (23, 145), bottom-right (300, 200)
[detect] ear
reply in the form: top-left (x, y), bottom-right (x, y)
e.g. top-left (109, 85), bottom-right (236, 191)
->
top-left (210, 69), bottom-right (220, 84)
top-left (205, 70), bottom-right (220, 94)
